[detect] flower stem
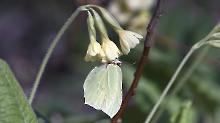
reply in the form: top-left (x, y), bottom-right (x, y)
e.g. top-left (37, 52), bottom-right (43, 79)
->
top-left (151, 45), bottom-right (210, 123)
top-left (144, 47), bottom-right (195, 123)
top-left (29, 5), bottom-right (89, 104)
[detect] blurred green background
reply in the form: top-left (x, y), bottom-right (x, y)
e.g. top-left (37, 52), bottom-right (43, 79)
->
top-left (0, 0), bottom-right (220, 123)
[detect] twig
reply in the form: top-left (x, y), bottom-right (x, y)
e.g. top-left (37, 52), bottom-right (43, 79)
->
top-left (111, 0), bottom-right (164, 122)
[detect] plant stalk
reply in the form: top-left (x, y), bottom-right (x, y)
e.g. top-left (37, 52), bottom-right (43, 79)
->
top-left (29, 5), bottom-right (89, 104)
top-left (144, 47), bottom-right (195, 123)
top-left (151, 45), bottom-right (210, 123)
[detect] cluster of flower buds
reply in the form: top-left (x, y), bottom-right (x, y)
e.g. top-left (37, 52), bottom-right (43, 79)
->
top-left (206, 22), bottom-right (220, 48)
top-left (84, 6), bottom-right (143, 63)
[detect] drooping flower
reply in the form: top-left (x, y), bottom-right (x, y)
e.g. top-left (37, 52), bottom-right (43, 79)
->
top-left (85, 11), bottom-right (106, 62)
top-left (85, 37), bottom-right (105, 62)
top-left (90, 9), bottom-right (123, 63)
top-left (101, 38), bottom-right (122, 62)
top-left (94, 6), bottom-right (143, 54)
top-left (116, 29), bottom-right (143, 54)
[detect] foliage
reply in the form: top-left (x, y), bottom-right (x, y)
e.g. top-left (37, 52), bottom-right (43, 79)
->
top-left (0, 0), bottom-right (220, 123)
top-left (0, 60), bottom-right (38, 123)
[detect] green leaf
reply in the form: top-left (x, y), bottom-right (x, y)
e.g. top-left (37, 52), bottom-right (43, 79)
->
top-left (0, 59), bottom-right (38, 123)
top-left (170, 100), bottom-right (192, 123)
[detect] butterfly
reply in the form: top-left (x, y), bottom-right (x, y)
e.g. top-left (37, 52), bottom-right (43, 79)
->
top-left (83, 59), bottom-right (122, 118)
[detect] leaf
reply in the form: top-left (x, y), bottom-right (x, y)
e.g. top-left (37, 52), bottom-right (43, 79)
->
top-left (83, 64), bottom-right (122, 118)
top-left (0, 59), bottom-right (38, 123)
top-left (170, 100), bottom-right (192, 123)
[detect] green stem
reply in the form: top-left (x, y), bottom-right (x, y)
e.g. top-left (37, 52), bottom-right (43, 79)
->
top-left (151, 45), bottom-right (210, 123)
top-left (144, 47), bottom-right (195, 123)
top-left (29, 5), bottom-right (90, 104)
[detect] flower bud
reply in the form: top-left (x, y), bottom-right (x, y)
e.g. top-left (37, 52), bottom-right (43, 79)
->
top-left (116, 29), bottom-right (143, 54)
top-left (85, 38), bottom-right (105, 62)
top-left (91, 9), bottom-right (108, 38)
top-left (96, 6), bottom-right (122, 30)
top-left (208, 40), bottom-right (220, 48)
top-left (101, 38), bottom-right (123, 62)
top-left (87, 11), bottom-right (96, 39)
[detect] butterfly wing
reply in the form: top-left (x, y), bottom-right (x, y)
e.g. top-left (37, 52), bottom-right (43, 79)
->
top-left (83, 64), bottom-right (122, 118)
top-left (103, 64), bottom-right (122, 118)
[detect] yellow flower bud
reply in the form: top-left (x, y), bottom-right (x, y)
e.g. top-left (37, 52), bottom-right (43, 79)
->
top-left (85, 37), bottom-right (105, 62)
top-left (101, 38), bottom-right (122, 62)
top-left (117, 29), bottom-right (143, 54)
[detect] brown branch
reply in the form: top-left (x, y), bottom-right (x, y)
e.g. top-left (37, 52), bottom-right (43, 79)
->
top-left (111, 0), bottom-right (164, 122)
